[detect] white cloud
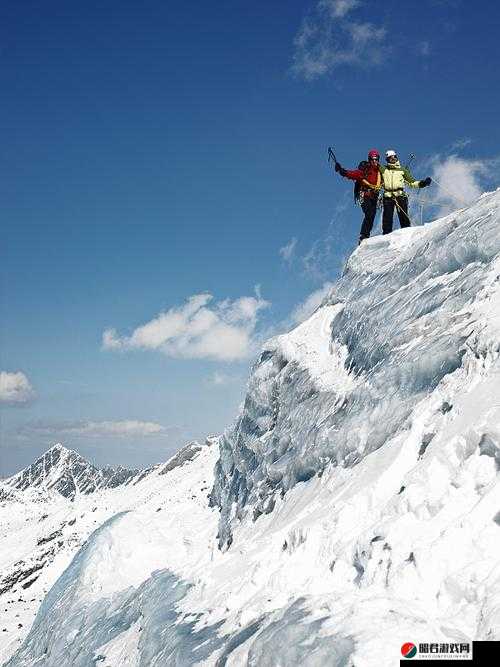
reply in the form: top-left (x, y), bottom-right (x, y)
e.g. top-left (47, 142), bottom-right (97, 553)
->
top-left (210, 371), bottom-right (229, 386)
top-left (0, 371), bottom-right (35, 405)
top-left (103, 290), bottom-right (270, 362)
top-left (292, 1), bottom-right (386, 81)
top-left (347, 21), bottom-right (385, 48)
top-left (429, 155), bottom-right (489, 216)
top-left (418, 40), bottom-right (431, 57)
top-left (279, 237), bottom-right (298, 264)
top-left (290, 282), bottom-right (335, 325)
top-left (449, 137), bottom-right (472, 152)
top-left (320, 0), bottom-right (360, 18)
top-left (77, 421), bottom-right (167, 437)
top-left (20, 420), bottom-right (172, 439)
top-left (208, 371), bottom-right (239, 386)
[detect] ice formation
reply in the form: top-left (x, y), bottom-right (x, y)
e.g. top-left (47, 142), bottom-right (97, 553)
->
top-left (211, 190), bottom-right (500, 548)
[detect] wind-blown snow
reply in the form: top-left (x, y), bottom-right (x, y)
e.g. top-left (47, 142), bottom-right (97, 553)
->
top-left (2, 190), bottom-right (500, 666)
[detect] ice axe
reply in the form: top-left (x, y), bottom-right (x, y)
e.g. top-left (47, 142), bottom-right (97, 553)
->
top-left (328, 147), bottom-right (338, 168)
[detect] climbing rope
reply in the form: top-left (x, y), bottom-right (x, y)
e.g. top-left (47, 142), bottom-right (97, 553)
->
top-left (392, 196), bottom-right (412, 224)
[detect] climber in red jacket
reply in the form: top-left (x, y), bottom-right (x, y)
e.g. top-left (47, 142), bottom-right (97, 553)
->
top-left (335, 149), bottom-right (382, 243)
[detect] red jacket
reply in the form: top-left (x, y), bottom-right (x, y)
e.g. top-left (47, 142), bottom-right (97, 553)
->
top-left (343, 164), bottom-right (381, 198)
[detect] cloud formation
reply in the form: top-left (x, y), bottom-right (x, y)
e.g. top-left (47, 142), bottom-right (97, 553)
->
top-left (323, 0), bottom-right (361, 18)
top-left (20, 419), bottom-right (172, 439)
top-left (292, 0), bottom-right (386, 80)
top-left (449, 138), bottom-right (472, 152)
top-left (418, 40), bottom-right (431, 57)
top-left (0, 371), bottom-right (35, 405)
top-left (429, 155), bottom-right (491, 216)
top-left (103, 290), bottom-right (270, 362)
top-left (208, 371), bottom-right (240, 386)
top-left (279, 237), bottom-right (298, 265)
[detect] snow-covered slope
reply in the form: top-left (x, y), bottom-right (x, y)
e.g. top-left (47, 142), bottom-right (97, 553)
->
top-left (212, 189), bottom-right (500, 548)
top-left (2, 190), bottom-right (500, 666)
top-left (0, 441), bottom-right (211, 664)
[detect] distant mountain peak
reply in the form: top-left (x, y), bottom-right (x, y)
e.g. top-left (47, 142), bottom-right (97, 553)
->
top-left (5, 444), bottom-right (139, 500)
top-left (47, 442), bottom-right (72, 455)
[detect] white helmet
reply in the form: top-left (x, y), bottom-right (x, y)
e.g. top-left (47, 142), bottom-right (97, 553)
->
top-left (385, 149), bottom-right (397, 159)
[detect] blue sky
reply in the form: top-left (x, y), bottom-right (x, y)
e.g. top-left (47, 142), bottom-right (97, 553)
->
top-left (2, 0), bottom-right (500, 476)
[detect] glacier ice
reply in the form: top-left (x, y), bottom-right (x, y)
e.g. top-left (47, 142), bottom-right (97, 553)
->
top-left (211, 190), bottom-right (500, 547)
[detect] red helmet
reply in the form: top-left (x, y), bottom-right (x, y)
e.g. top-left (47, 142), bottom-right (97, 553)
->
top-left (368, 149), bottom-right (380, 160)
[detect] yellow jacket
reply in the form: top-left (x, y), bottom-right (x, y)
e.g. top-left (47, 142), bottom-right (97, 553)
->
top-left (379, 161), bottom-right (421, 198)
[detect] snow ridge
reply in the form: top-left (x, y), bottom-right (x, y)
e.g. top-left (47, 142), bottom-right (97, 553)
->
top-left (211, 189), bottom-right (500, 547)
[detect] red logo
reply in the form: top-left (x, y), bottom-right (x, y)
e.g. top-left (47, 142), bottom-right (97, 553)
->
top-left (401, 643), bottom-right (417, 659)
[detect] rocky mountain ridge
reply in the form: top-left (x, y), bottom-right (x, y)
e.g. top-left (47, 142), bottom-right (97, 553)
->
top-left (4, 444), bottom-right (139, 500)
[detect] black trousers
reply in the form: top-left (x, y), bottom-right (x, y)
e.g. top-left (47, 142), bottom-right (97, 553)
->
top-left (382, 195), bottom-right (411, 234)
top-left (359, 196), bottom-right (378, 241)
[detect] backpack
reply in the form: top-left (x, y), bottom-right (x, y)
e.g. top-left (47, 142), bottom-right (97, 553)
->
top-left (354, 161), bottom-right (369, 203)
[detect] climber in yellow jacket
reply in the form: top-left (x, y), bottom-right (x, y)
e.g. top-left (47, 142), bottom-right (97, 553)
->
top-left (379, 149), bottom-right (431, 234)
